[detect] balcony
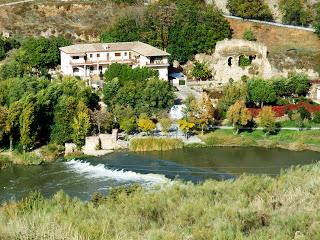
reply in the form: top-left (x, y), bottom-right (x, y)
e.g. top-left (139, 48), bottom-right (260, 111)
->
top-left (145, 60), bottom-right (169, 67)
top-left (70, 58), bottom-right (137, 66)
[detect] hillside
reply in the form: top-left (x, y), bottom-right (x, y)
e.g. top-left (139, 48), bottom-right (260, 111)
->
top-left (227, 18), bottom-right (320, 74)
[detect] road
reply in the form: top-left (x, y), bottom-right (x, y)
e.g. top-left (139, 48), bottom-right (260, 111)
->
top-left (0, 0), bottom-right (33, 7)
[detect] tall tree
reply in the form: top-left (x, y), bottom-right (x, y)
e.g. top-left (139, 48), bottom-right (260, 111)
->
top-left (71, 102), bottom-right (91, 149)
top-left (248, 79), bottom-right (276, 107)
top-left (19, 102), bottom-right (35, 151)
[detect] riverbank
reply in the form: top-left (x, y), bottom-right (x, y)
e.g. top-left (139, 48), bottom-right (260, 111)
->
top-left (0, 151), bottom-right (43, 170)
top-left (199, 129), bottom-right (320, 152)
top-left (1, 163), bottom-right (320, 239)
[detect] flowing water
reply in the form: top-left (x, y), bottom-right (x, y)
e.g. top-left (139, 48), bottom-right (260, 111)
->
top-left (0, 147), bottom-right (319, 203)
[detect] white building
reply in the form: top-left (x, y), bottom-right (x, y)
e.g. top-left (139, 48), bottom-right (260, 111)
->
top-left (59, 41), bottom-right (170, 80)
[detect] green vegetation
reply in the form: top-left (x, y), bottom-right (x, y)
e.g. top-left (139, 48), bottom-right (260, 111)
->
top-left (227, 100), bottom-right (252, 134)
top-left (0, 151), bottom-right (43, 169)
top-left (279, 0), bottom-right (312, 26)
top-left (129, 137), bottom-right (183, 151)
top-left (191, 61), bottom-right (212, 81)
top-left (101, 0), bottom-right (232, 63)
top-left (103, 63), bottom-right (175, 117)
top-left (2, 164), bottom-right (320, 238)
top-left (248, 78), bottom-right (276, 107)
top-left (227, 0), bottom-right (273, 21)
top-left (242, 28), bottom-right (256, 41)
top-left (201, 129), bottom-right (320, 151)
top-left (0, 76), bottom-right (99, 152)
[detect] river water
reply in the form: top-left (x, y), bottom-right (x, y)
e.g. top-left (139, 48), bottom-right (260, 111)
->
top-left (0, 147), bottom-right (319, 203)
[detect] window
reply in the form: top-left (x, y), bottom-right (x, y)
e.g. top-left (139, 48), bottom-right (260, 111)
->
top-left (90, 66), bottom-right (94, 71)
top-left (73, 68), bottom-right (79, 73)
top-left (72, 56), bottom-right (79, 59)
top-left (90, 54), bottom-right (93, 58)
top-left (115, 52), bottom-right (121, 57)
top-left (97, 54), bottom-right (100, 58)
top-left (124, 52), bottom-right (127, 56)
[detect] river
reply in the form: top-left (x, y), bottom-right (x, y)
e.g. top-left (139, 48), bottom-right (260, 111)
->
top-left (0, 147), bottom-right (319, 203)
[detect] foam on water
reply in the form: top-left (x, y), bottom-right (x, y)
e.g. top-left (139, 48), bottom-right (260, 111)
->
top-left (65, 159), bottom-right (169, 184)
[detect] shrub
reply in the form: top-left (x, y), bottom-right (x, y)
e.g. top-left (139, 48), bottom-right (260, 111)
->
top-left (130, 138), bottom-right (183, 152)
top-left (243, 29), bottom-right (256, 41)
top-left (227, 0), bottom-right (273, 20)
top-left (239, 55), bottom-right (251, 67)
top-left (313, 111), bottom-right (320, 123)
top-left (298, 106), bottom-right (311, 120)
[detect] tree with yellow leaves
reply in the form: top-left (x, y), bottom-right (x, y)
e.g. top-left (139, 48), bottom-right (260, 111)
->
top-left (227, 100), bottom-right (252, 134)
top-left (257, 106), bottom-right (276, 135)
top-left (188, 93), bottom-right (215, 135)
top-left (137, 115), bottom-right (156, 135)
top-left (178, 119), bottom-right (195, 139)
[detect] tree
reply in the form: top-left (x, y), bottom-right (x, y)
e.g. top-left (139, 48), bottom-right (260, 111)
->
top-left (104, 63), bottom-right (158, 85)
top-left (287, 74), bottom-right (310, 96)
top-left (218, 81), bottom-right (248, 114)
top-left (315, 2), bottom-right (320, 37)
top-left (227, 100), bottom-right (252, 134)
top-left (51, 96), bottom-right (78, 144)
top-left (159, 117), bottom-right (173, 134)
top-left (71, 102), bottom-right (91, 149)
top-left (227, 0), bottom-right (273, 21)
top-left (5, 102), bottom-right (23, 151)
top-left (168, 0), bottom-right (232, 63)
top-left (0, 106), bottom-right (7, 141)
top-left (191, 61), bottom-right (212, 81)
top-left (178, 119), bottom-right (195, 138)
top-left (188, 93), bottom-right (215, 135)
top-left (19, 102), bottom-right (35, 151)
top-left (22, 36), bottom-right (71, 73)
top-left (243, 29), bottom-right (256, 41)
top-left (279, 0), bottom-right (312, 26)
top-left (248, 79), bottom-right (276, 107)
top-left (120, 117), bottom-right (137, 136)
top-left (257, 106), bottom-right (276, 135)
top-left (137, 116), bottom-right (156, 135)
top-left (91, 109), bottom-right (114, 134)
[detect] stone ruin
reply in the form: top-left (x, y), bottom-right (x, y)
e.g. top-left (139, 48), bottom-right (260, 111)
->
top-left (187, 39), bottom-right (319, 87)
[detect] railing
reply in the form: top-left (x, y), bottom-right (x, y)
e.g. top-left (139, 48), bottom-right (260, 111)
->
top-left (146, 60), bottom-right (169, 66)
top-left (70, 58), bottom-right (137, 66)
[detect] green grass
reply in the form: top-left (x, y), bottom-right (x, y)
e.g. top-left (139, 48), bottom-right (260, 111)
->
top-left (130, 137), bottom-right (184, 152)
top-left (200, 129), bottom-right (320, 151)
top-left (1, 164), bottom-right (320, 239)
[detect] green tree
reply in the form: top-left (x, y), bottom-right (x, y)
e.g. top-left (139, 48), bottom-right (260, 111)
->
top-left (0, 106), bottom-right (7, 141)
top-left (227, 100), bottom-right (252, 134)
top-left (248, 79), bottom-right (276, 107)
top-left (287, 74), bottom-right (310, 96)
top-left (71, 102), bottom-right (91, 149)
top-left (168, 0), bottom-right (232, 63)
top-left (50, 96), bottom-right (78, 144)
top-left (19, 102), bottom-right (35, 151)
top-left (315, 2), bottom-right (320, 37)
top-left (243, 29), bottom-right (256, 41)
top-left (120, 117), bottom-right (137, 135)
top-left (191, 61), bottom-right (212, 81)
top-left (5, 102), bottom-right (23, 151)
top-left (227, 0), bottom-right (273, 20)
top-left (279, 0), bottom-right (312, 26)
top-left (257, 106), bottom-right (276, 135)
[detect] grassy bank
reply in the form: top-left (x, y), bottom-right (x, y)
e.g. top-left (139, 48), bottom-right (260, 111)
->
top-left (0, 151), bottom-right (43, 169)
top-left (1, 164), bottom-right (320, 239)
top-left (130, 138), bottom-right (184, 152)
top-left (200, 129), bottom-right (320, 152)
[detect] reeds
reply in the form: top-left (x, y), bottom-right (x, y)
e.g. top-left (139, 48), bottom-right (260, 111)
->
top-left (129, 137), bottom-right (184, 152)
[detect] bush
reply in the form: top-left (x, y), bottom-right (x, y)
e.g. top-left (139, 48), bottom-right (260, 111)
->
top-left (243, 29), bottom-right (256, 41)
top-left (130, 138), bottom-right (183, 151)
top-left (239, 55), bottom-right (251, 67)
top-left (227, 0), bottom-right (273, 20)
top-left (298, 106), bottom-right (311, 120)
top-left (313, 111), bottom-right (320, 123)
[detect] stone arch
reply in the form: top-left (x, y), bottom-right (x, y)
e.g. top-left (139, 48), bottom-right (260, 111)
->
top-left (228, 57), bottom-right (232, 67)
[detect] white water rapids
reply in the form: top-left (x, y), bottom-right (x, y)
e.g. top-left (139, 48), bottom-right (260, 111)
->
top-left (65, 159), bottom-right (169, 185)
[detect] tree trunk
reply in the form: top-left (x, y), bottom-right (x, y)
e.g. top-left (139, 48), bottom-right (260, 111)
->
top-left (9, 136), bottom-right (13, 152)
top-left (201, 125), bottom-right (204, 135)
